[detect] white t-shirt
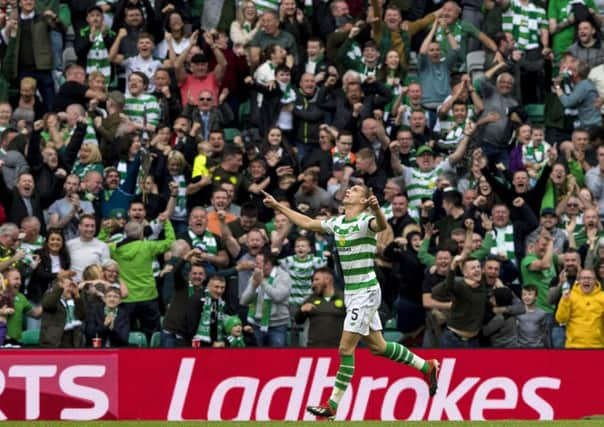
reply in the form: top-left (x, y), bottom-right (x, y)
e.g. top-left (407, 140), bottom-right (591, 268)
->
top-left (66, 237), bottom-right (110, 280)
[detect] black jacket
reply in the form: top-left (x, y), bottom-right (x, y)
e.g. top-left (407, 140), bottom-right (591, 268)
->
top-left (163, 258), bottom-right (194, 338)
top-left (29, 250), bottom-right (71, 304)
top-left (293, 88), bottom-right (324, 146)
top-left (85, 303), bottom-right (130, 347)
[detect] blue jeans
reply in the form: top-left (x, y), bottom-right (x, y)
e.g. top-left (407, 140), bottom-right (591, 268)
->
top-left (253, 324), bottom-right (287, 347)
top-left (481, 143), bottom-right (510, 167)
top-left (544, 313), bottom-right (566, 348)
top-left (395, 297), bottom-right (425, 333)
top-left (18, 70), bottom-right (55, 111)
top-left (50, 30), bottom-right (63, 71)
top-left (295, 142), bottom-right (317, 164)
top-left (159, 330), bottom-right (188, 348)
top-left (440, 328), bottom-right (480, 348)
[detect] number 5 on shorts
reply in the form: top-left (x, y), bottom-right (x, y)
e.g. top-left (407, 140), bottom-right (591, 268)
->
top-left (351, 308), bottom-right (359, 320)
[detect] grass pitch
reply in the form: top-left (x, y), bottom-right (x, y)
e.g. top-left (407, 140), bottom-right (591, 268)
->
top-left (2, 421), bottom-right (603, 426)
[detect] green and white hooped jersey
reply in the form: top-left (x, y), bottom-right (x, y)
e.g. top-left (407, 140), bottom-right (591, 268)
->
top-left (279, 255), bottom-right (327, 305)
top-left (321, 213), bottom-right (378, 293)
top-left (402, 158), bottom-right (455, 219)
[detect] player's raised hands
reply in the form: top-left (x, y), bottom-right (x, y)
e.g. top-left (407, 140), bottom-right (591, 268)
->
top-left (366, 194), bottom-right (380, 210)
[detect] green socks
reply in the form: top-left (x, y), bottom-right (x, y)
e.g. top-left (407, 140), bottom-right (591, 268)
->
top-left (383, 341), bottom-right (430, 373)
top-left (328, 353), bottom-right (355, 411)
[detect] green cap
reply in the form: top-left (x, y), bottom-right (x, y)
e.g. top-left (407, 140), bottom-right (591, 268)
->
top-left (108, 208), bottom-right (126, 220)
top-left (416, 145), bottom-right (434, 156)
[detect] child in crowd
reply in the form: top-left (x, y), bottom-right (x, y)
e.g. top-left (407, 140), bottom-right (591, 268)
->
top-left (279, 236), bottom-right (326, 345)
top-left (482, 287), bottom-right (519, 348)
top-left (223, 315), bottom-right (246, 348)
top-left (436, 100), bottom-right (469, 155)
top-left (517, 285), bottom-right (547, 348)
top-left (521, 126), bottom-right (551, 184)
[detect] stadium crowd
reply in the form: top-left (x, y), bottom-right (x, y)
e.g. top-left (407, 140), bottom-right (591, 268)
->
top-left (0, 0), bottom-right (604, 350)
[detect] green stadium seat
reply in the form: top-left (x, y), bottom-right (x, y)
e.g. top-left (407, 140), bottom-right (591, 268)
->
top-left (384, 317), bottom-right (397, 330)
top-left (128, 332), bottom-right (148, 348)
top-left (21, 329), bottom-right (40, 346)
top-left (383, 330), bottom-right (403, 343)
top-left (525, 104), bottom-right (545, 124)
top-left (223, 127), bottom-right (241, 142)
top-left (150, 331), bottom-right (161, 348)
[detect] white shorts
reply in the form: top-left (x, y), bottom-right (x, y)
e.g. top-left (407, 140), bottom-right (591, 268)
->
top-left (343, 286), bottom-right (382, 336)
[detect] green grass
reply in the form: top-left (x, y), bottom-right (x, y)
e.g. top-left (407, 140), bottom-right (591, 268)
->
top-left (2, 421), bottom-right (603, 427)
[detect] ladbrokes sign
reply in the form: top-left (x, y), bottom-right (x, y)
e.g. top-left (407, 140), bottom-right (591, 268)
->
top-left (1, 349), bottom-right (602, 420)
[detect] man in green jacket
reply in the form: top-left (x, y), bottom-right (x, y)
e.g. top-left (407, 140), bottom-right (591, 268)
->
top-left (109, 214), bottom-right (175, 338)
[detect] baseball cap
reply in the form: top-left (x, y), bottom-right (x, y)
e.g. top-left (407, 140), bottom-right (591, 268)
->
top-left (540, 207), bottom-right (556, 216)
top-left (416, 145), bottom-right (434, 156)
top-left (333, 161), bottom-right (346, 171)
top-left (108, 208), bottom-right (126, 220)
top-left (87, 5), bottom-right (103, 14)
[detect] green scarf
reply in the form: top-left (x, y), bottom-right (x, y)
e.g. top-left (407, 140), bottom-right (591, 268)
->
top-left (227, 335), bottom-right (246, 347)
top-left (279, 82), bottom-right (296, 104)
top-left (61, 298), bottom-right (81, 331)
top-left (104, 306), bottom-right (118, 317)
top-left (490, 224), bottom-right (516, 263)
top-left (195, 288), bottom-right (225, 343)
top-left (247, 268), bottom-right (276, 332)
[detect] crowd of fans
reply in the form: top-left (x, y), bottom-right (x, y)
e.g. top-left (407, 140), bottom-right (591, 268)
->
top-left (0, 0), bottom-right (603, 350)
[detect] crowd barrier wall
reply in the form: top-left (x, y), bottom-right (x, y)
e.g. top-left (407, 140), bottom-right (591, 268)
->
top-left (0, 349), bottom-right (602, 421)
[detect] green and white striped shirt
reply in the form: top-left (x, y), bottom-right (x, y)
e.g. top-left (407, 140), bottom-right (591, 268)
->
top-left (502, 0), bottom-right (547, 51)
top-left (83, 29), bottom-right (112, 84)
top-left (124, 93), bottom-right (160, 128)
top-left (321, 213), bottom-right (378, 293)
top-left (279, 254), bottom-right (327, 305)
top-left (254, 0), bottom-right (279, 12)
top-left (402, 159), bottom-right (455, 219)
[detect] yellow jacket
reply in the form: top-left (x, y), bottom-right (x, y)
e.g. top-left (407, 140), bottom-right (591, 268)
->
top-left (555, 281), bottom-right (604, 348)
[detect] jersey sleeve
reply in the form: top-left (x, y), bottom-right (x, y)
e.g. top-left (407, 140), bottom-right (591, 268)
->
top-left (320, 217), bottom-right (336, 234)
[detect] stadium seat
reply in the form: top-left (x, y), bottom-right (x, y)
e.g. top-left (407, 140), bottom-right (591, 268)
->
top-left (223, 127), bottom-right (241, 142)
top-left (21, 329), bottom-right (40, 346)
top-left (383, 330), bottom-right (403, 343)
top-left (525, 104), bottom-right (545, 124)
top-left (467, 51), bottom-right (485, 83)
top-left (150, 331), bottom-right (161, 348)
top-left (384, 317), bottom-right (397, 330)
top-left (128, 332), bottom-right (148, 348)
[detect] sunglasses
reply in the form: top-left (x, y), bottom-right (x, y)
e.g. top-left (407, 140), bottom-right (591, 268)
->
top-left (199, 97), bottom-right (212, 101)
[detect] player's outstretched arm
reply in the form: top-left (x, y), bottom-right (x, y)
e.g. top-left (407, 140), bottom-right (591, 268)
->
top-left (261, 191), bottom-right (324, 233)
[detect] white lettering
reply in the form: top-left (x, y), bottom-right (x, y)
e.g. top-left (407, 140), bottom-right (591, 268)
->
top-left (470, 377), bottom-right (518, 420)
top-left (351, 377), bottom-right (388, 420)
top-left (256, 357), bottom-right (311, 420)
top-left (428, 358), bottom-right (480, 420)
top-left (522, 377), bottom-right (561, 420)
top-left (303, 357), bottom-right (353, 421)
top-left (208, 377), bottom-right (259, 420)
top-left (59, 366), bottom-right (109, 420)
top-left (381, 377), bottom-right (428, 420)
top-left (0, 369), bottom-right (6, 420)
top-left (167, 358), bottom-right (196, 421)
top-left (9, 365), bottom-right (57, 420)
